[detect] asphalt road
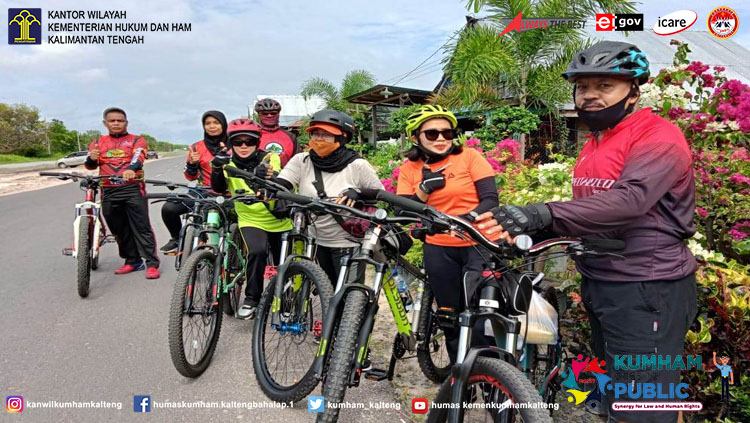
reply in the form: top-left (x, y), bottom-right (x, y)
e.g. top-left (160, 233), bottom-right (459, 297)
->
top-left (1, 157), bottom-right (414, 423)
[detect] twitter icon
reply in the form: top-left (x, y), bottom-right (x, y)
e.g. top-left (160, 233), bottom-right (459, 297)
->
top-left (308, 396), bottom-right (325, 412)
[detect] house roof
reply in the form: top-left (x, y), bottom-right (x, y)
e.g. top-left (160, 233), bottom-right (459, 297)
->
top-left (251, 95), bottom-right (326, 126)
top-left (343, 84), bottom-right (433, 107)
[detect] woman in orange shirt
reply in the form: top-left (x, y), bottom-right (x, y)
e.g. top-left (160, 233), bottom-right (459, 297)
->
top-left (396, 105), bottom-right (500, 364)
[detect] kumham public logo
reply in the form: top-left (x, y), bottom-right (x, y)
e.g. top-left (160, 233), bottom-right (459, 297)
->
top-left (498, 11), bottom-right (586, 36)
top-left (8, 8), bottom-right (41, 45)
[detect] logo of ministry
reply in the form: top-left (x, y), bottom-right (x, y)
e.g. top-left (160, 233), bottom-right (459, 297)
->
top-left (561, 354), bottom-right (611, 413)
top-left (8, 9), bottom-right (41, 45)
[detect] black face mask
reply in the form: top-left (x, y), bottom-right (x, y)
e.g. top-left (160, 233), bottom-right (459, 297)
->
top-left (575, 88), bottom-right (636, 132)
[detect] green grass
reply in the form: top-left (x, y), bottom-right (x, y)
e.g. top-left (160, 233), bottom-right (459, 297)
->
top-left (0, 153), bottom-right (67, 165)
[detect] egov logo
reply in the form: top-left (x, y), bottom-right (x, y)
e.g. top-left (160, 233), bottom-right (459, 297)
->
top-left (8, 8), bottom-right (42, 45)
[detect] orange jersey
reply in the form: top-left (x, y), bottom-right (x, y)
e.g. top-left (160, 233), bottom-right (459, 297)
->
top-left (397, 147), bottom-right (500, 247)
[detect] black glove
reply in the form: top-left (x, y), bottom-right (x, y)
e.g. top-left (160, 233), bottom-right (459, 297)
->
top-left (211, 153), bottom-right (230, 168)
top-left (418, 166), bottom-right (446, 194)
top-left (341, 188), bottom-right (361, 202)
top-left (410, 224), bottom-right (428, 241)
top-left (254, 161), bottom-right (271, 178)
top-left (490, 204), bottom-right (553, 236)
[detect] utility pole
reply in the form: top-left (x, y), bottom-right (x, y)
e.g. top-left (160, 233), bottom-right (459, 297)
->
top-left (44, 123), bottom-right (50, 155)
top-left (76, 132), bottom-right (81, 151)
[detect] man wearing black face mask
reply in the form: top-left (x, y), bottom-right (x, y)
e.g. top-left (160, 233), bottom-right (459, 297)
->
top-left (474, 42), bottom-right (698, 423)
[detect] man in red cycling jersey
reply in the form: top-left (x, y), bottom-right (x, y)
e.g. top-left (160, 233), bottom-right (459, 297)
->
top-left (85, 107), bottom-right (160, 279)
top-left (254, 98), bottom-right (298, 166)
top-left (475, 42), bottom-right (697, 423)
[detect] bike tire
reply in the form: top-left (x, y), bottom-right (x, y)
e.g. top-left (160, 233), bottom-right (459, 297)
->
top-left (168, 248), bottom-right (223, 378)
top-left (253, 260), bottom-right (333, 402)
top-left (317, 289), bottom-right (368, 423)
top-left (222, 226), bottom-right (243, 316)
top-left (76, 217), bottom-right (92, 298)
top-left (417, 284), bottom-right (451, 383)
top-left (176, 225), bottom-right (196, 271)
top-left (428, 357), bottom-right (553, 423)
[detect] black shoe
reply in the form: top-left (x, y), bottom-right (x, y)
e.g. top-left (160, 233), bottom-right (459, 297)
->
top-left (160, 239), bottom-right (179, 253)
top-left (361, 350), bottom-right (372, 371)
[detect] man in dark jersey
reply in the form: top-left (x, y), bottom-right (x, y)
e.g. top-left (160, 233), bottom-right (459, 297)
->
top-left (254, 98), bottom-right (298, 166)
top-left (85, 107), bottom-right (160, 279)
top-left (475, 42), bottom-right (697, 423)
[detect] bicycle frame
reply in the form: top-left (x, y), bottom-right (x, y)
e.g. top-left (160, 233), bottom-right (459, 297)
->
top-left (71, 185), bottom-right (102, 259)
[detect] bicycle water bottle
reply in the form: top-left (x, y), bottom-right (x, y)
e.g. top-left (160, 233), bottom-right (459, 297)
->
top-left (206, 209), bottom-right (220, 245)
top-left (393, 267), bottom-right (413, 311)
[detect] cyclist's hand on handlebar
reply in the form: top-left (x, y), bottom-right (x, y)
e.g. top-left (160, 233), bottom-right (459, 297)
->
top-left (335, 193), bottom-right (357, 207)
top-left (254, 155), bottom-right (274, 179)
top-left (475, 204), bottom-right (552, 237)
top-left (89, 149), bottom-right (101, 161)
top-left (122, 170), bottom-right (137, 181)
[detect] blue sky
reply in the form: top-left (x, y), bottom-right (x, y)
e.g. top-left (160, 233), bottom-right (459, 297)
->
top-left (1, 0), bottom-right (747, 144)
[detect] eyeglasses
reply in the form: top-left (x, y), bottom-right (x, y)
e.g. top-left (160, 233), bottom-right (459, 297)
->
top-left (309, 130), bottom-right (336, 141)
top-left (231, 138), bottom-right (259, 147)
top-left (419, 129), bottom-right (456, 141)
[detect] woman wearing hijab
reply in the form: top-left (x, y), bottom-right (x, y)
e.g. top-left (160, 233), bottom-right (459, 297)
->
top-left (160, 110), bottom-right (228, 253)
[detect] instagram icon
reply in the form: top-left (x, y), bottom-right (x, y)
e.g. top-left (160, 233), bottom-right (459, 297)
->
top-left (6, 396), bottom-right (23, 413)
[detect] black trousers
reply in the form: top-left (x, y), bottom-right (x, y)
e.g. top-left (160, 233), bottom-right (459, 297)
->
top-left (102, 184), bottom-right (160, 268)
top-left (239, 227), bottom-right (282, 306)
top-left (161, 200), bottom-right (190, 241)
top-left (721, 376), bottom-right (731, 401)
top-left (423, 243), bottom-right (494, 364)
top-left (582, 273), bottom-right (697, 423)
top-left (315, 245), bottom-right (365, 287)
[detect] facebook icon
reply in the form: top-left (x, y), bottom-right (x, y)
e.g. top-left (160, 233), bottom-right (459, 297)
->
top-left (134, 395), bottom-right (151, 412)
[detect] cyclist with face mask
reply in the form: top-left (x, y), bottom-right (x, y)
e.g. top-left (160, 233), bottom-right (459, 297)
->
top-left (395, 104), bottom-right (500, 364)
top-left (269, 109), bottom-right (383, 285)
top-left (475, 41), bottom-right (698, 423)
top-left (254, 98), bottom-right (299, 166)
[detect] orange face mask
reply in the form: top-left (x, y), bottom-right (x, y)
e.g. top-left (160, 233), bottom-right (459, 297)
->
top-left (309, 140), bottom-right (339, 158)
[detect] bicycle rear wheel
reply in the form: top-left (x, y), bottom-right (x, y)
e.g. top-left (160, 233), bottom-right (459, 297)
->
top-left (428, 357), bottom-right (553, 423)
top-left (253, 260), bottom-right (333, 402)
top-left (76, 216), bottom-right (92, 298)
top-left (417, 284), bottom-right (451, 383)
top-left (168, 249), bottom-right (223, 378)
top-left (222, 226), bottom-right (244, 316)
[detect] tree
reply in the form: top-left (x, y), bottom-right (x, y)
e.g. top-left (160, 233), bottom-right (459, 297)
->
top-left (300, 69), bottom-right (376, 113)
top-left (434, 0), bottom-right (637, 111)
top-left (47, 119), bottom-right (79, 153)
top-left (0, 103), bottom-right (45, 155)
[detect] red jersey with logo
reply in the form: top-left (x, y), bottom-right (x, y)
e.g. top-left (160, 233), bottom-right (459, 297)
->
top-left (85, 133), bottom-right (146, 187)
top-left (184, 140), bottom-right (216, 186)
top-left (259, 129), bottom-right (298, 166)
top-left (546, 108), bottom-right (697, 281)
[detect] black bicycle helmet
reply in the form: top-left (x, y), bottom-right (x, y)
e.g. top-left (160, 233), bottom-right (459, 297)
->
top-left (254, 98), bottom-right (282, 113)
top-left (563, 41), bottom-right (650, 85)
top-left (308, 109), bottom-right (355, 143)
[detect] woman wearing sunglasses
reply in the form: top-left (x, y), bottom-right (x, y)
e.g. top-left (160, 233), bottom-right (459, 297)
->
top-left (211, 118), bottom-right (291, 319)
top-left (396, 104), bottom-right (500, 364)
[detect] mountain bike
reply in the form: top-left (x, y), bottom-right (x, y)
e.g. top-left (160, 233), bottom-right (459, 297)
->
top-left (143, 179), bottom-right (212, 270)
top-left (39, 171), bottom-right (118, 298)
top-left (145, 190), bottom-right (255, 377)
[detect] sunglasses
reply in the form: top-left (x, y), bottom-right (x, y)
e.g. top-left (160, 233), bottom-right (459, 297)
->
top-left (231, 138), bottom-right (259, 147)
top-left (419, 128), bottom-right (456, 141)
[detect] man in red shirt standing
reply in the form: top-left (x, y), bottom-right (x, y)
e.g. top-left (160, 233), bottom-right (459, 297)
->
top-left (85, 107), bottom-right (160, 279)
top-left (476, 42), bottom-right (697, 423)
top-left (254, 98), bottom-right (298, 166)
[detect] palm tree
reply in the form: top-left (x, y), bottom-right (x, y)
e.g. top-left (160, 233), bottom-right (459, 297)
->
top-left (300, 69), bottom-right (376, 113)
top-left (433, 0), bottom-right (637, 111)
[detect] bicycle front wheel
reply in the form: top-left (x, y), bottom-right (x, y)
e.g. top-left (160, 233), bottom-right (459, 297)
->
top-left (317, 289), bottom-right (368, 423)
top-left (253, 260), bottom-right (333, 402)
top-left (417, 284), bottom-right (451, 383)
top-left (76, 216), bottom-right (92, 298)
top-left (168, 249), bottom-right (223, 378)
top-left (428, 357), bottom-right (553, 423)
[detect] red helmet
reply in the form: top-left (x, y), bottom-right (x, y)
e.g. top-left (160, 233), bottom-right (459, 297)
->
top-left (227, 118), bottom-right (262, 139)
top-left (254, 98), bottom-right (282, 113)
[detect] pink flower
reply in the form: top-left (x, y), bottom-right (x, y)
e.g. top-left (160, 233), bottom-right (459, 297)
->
top-left (391, 167), bottom-right (400, 180)
top-left (728, 173), bottom-right (750, 185)
top-left (728, 221), bottom-right (750, 241)
top-left (696, 207), bottom-right (708, 218)
top-left (715, 167), bottom-right (730, 174)
top-left (486, 157), bottom-right (504, 173)
top-left (714, 66), bottom-right (726, 73)
top-left (668, 107), bottom-right (686, 120)
top-left (701, 73), bottom-right (715, 88)
top-left (381, 178), bottom-right (395, 193)
top-left (465, 138), bottom-right (481, 148)
top-left (686, 61), bottom-right (709, 77)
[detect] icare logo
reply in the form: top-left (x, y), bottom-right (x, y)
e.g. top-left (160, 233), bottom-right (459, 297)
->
top-left (653, 10), bottom-right (698, 35)
top-left (6, 396), bottom-right (23, 413)
top-left (595, 13), bottom-right (644, 31)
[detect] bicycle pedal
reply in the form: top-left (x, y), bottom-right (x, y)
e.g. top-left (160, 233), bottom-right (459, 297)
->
top-left (62, 248), bottom-right (74, 256)
top-left (364, 368), bottom-right (388, 381)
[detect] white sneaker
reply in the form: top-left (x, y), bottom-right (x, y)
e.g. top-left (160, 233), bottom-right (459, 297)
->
top-left (237, 304), bottom-right (257, 320)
